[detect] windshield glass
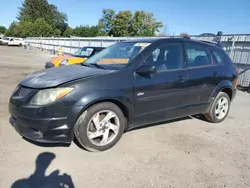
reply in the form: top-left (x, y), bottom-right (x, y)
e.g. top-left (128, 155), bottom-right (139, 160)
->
top-left (84, 42), bottom-right (151, 67)
top-left (3, 37), bottom-right (9, 40)
top-left (73, 47), bottom-right (94, 57)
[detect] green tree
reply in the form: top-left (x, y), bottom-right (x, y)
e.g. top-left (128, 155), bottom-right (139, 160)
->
top-left (47, 4), bottom-right (68, 34)
top-left (72, 25), bottom-right (101, 37)
top-left (63, 26), bottom-right (73, 37)
top-left (129, 11), bottom-right (163, 36)
top-left (112, 11), bottom-right (133, 37)
top-left (5, 22), bottom-right (21, 36)
top-left (17, 0), bottom-right (67, 35)
top-left (0, 26), bottom-right (6, 34)
top-left (98, 9), bottom-right (115, 36)
top-left (18, 0), bottom-right (50, 22)
top-left (98, 9), bottom-right (163, 37)
top-left (32, 18), bottom-right (53, 37)
top-left (19, 21), bottom-right (34, 37)
top-left (53, 29), bottom-right (61, 37)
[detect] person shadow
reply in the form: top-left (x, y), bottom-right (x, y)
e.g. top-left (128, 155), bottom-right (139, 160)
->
top-left (11, 152), bottom-right (75, 188)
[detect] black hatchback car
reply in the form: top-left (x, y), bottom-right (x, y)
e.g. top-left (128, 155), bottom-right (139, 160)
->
top-left (9, 38), bottom-right (238, 151)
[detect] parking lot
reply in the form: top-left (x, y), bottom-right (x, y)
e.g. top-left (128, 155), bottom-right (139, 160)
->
top-left (0, 46), bottom-right (250, 188)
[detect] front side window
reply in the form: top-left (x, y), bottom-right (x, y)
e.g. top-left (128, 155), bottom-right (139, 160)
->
top-left (185, 43), bottom-right (211, 68)
top-left (144, 43), bottom-right (182, 71)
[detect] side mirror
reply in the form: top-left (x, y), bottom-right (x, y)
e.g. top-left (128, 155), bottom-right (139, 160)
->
top-left (136, 65), bottom-right (156, 75)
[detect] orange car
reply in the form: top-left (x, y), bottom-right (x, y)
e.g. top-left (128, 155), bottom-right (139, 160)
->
top-left (45, 46), bottom-right (105, 68)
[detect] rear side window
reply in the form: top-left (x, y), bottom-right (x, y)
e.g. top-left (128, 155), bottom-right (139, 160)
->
top-left (185, 43), bottom-right (211, 68)
top-left (211, 50), bottom-right (225, 65)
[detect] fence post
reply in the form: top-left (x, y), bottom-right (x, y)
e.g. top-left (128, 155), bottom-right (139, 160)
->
top-left (40, 37), bottom-right (42, 51)
top-left (64, 38), bottom-right (66, 54)
top-left (230, 35), bottom-right (236, 59)
top-left (53, 38), bottom-right (56, 55)
top-left (69, 38), bottom-right (72, 54)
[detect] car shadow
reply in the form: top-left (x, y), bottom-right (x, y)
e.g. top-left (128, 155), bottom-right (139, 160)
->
top-left (11, 152), bottom-right (75, 188)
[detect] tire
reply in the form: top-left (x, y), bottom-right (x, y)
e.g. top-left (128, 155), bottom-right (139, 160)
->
top-left (74, 102), bottom-right (126, 152)
top-left (19, 43), bottom-right (23, 47)
top-left (204, 92), bottom-right (230, 123)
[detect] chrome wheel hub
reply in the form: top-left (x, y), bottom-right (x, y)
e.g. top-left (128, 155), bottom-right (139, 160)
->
top-left (215, 97), bottom-right (229, 120)
top-left (87, 110), bottom-right (120, 146)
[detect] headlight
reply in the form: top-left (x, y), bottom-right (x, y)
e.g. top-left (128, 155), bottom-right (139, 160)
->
top-left (59, 59), bottom-right (68, 66)
top-left (30, 87), bottom-right (74, 105)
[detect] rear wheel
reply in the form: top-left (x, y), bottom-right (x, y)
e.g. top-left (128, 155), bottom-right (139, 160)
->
top-left (204, 92), bottom-right (230, 123)
top-left (74, 102), bottom-right (126, 151)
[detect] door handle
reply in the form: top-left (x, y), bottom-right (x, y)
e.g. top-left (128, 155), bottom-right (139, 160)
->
top-left (178, 75), bottom-right (185, 82)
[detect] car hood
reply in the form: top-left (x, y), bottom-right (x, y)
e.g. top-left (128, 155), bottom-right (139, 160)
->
top-left (20, 65), bottom-right (113, 89)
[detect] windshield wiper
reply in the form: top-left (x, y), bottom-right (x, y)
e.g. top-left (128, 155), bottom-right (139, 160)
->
top-left (81, 63), bottom-right (91, 67)
top-left (89, 63), bottom-right (107, 70)
top-left (81, 63), bottom-right (107, 70)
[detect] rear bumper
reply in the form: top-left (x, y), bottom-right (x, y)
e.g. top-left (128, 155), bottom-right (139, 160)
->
top-left (8, 100), bottom-right (80, 144)
top-left (45, 62), bottom-right (55, 69)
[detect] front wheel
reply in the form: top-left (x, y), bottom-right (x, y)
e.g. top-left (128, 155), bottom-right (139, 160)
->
top-left (74, 102), bottom-right (126, 152)
top-left (204, 92), bottom-right (230, 123)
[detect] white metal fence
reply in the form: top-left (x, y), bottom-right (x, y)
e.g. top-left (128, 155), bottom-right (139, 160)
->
top-left (25, 34), bottom-right (250, 87)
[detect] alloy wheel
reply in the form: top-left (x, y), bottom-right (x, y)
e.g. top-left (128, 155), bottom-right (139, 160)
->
top-left (215, 97), bottom-right (229, 120)
top-left (87, 110), bottom-right (120, 146)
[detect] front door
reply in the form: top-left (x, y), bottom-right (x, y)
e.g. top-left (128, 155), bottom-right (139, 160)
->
top-left (133, 42), bottom-right (188, 126)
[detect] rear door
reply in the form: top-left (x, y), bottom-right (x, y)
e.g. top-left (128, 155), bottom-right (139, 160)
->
top-left (183, 42), bottom-right (216, 113)
top-left (134, 42), bottom-right (188, 125)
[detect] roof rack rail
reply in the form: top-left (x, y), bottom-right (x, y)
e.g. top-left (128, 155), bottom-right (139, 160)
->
top-left (192, 38), bottom-right (223, 48)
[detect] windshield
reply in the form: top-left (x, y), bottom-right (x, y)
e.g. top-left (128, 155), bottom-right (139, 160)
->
top-left (73, 47), bottom-right (94, 57)
top-left (84, 42), bottom-right (151, 67)
top-left (3, 37), bottom-right (9, 40)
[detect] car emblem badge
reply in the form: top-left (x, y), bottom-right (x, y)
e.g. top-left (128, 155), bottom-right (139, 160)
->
top-left (137, 92), bottom-right (144, 96)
